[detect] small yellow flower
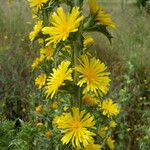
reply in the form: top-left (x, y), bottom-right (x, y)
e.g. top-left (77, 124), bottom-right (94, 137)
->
top-left (63, 106), bottom-right (69, 111)
top-left (44, 131), bottom-right (53, 138)
top-left (44, 61), bottom-right (73, 98)
top-left (84, 35), bottom-right (94, 47)
top-left (28, 0), bottom-right (49, 8)
top-left (101, 99), bottom-right (119, 118)
top-left (38, 38), bottom-right (44, 44)
top-left (36, 105), bottom-right (43, 113)
top-left (84, 144), bottom-right (101, 150)
top-left (98, 127), bottom-right (108, 137)
top-left (50, 102), bottom-right (58, 109)
top-left (35, 74), bottom-right (46, 89)
top-left (31, 55), bottom-right (44, 69)
top-left (42, 7), bottom-right (84, 45)
top-left (40, 47), bottom-right (54, 60)
top-left (107, 137), bottom-right (115, 150)
top-left (88, 0), bottom-right (116, 29)
top-left (82, 94), bottom-right (99, 106)
top-left (29, 20), bottom-right (43, 41)
top-left (109, 120), bottom-right (117, 128)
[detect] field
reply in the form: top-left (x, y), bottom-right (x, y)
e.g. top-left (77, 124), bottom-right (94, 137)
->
top-left (0, 0), bottom-right (150, 150)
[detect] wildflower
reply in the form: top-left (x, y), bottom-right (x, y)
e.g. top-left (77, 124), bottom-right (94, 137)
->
top-left (31, 56), bottom-right (44, 69)
top-left (84, 35), bottom-right (94, 47)
top-left (36, 105), bottom-right (43, 113)
top-left (42, 7), bottom-right (84, 45)
top-left (107, 137), bottom-right (115, 150)
top-left (28, 0), bottom-right (48, 8)
top-left (101, 99), bottom-right (119, 118)
top-left (75, 54), bottom-right (111, 96)
top-left (35, 74), bottom-right (46, 89)
top-left (29, 20), bottom-right (43, 41)
top-left (88, 0), bottom-right (116, 29)
top-left (82, 94), bottom-right (99, 106)
top-left (44, 131), bottom-right (53, 138)
top-left (85, 144), bottom-right (101, 150)
top-left (45, 61), bottom-right (73, 98)
top-left (98, 127), bottom-right (108, 137)
top-left (50, 102), bottom-right (58, 109)
top-left (53, 107), bottom-right (96, 148)
top-left (40, 47), bottom-right (54, 60)
top-left (109, 120), bottom-right (117, 128)
top-left (38, 38), bottom-right (44, 44)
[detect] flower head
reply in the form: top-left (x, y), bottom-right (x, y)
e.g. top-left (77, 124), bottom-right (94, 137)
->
top-left (29, 20), bottom-right (43, 41)
top-left (82, 94), bottom-right (99, 106)
top-left (35, 105), bottom-right (43, 113)
top-left (44, 131), bottom-right (53, 138)
top-left (31, 55), bottom-right (44, 69)
top-left (84, 35), bottom-right (94, 47)
top-left (101, 99), bottom-right (119, 118)
top-left (85, 144), bottom-right (101, 150)
top-left (107, 137), bottom-right (115, 150)
top-left (75, 54), bottom-right (111, 96)
top-left (40, 47), bottom-right (54, 60)
top-left (28, 0), bottom-right (48, 8)
top-left (53, 107), bottom-right (96, 148)
top-left (109, 120), bottom-right (117, 128)
top-left (42, 7), bottom-right (84, 45)
top-left (98, 126), bottom-right (108, 137)
top-left (44, 61), bottom-right (73, 98)
top-left (88, 0), bottom-right (116, 29)
top-left (35, 74), bottom-right (46, 89)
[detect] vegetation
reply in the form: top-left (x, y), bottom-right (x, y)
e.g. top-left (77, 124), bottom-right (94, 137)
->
top-left (0, 0), bottom-right (149, 149)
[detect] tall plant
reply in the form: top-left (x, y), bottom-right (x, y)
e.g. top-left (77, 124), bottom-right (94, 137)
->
top-left (28, 0), bottom-right (120, 149)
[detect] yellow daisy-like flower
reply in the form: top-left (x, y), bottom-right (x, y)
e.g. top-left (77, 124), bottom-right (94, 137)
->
top-left (109, 120), bottom-right (117, 128)
top-left (28, 0), bottom-right (48, 8)
top-left (98, 126), bottom-right (108, 138)
top-left (85, 144), bottom-right (101, 150)
top-left (44, 131), bottom-right (53, 138)
top-left (75, 54), bottom-right (111, 96)
top-left (45, 61), bottom-right (73, 98)
top-left (101, 99), bottom-right (119, 118)
top-left (88, 0), bottom-right (116, 29)
top-left (84, 35), bottom-right (94, 47)
top-left (42, 7), bottom-right (84, 45)
top-left (35, 74), bottom-right (46, 89)
top-left (29, 20), bottom-right (43, 41)
top-left (40, 47), bottom-right (54, 60)
top-left (107, 137), bottom-right (115, 150)
top-left (35, 105), bottom-right (43, 113)
top-left (82, 94), bottom-right (99, 106)
top-left (50, 102), bottom-right (59, 109)
top-left (53, 107), bottom-right (96, 148)
top-left (31, 55), bottom-right (44, 69)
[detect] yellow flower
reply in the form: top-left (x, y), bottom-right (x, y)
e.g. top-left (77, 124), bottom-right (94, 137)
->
top-left (109, 120), bottom-right (117, 128)
top-left (98, 127), bottom-right (108, 137)
top-left (28, 0), bottom-right (48, 8)
top-left (82, 94), bottom-right (99, 106)
top-left (42, 7), bottom-right (84, 45)
top-left (107, 137), bottom-right (115, 150)
top-left (44, 131), bottom-right (52, 138)
top-left (88, 0), bottom-right (116, 29)
top-left (50, 102), bottom-right (58, 109)
top-left (101, 99), bottom-right (119, 118)
top-left (38, 38), bottom-right (44, 44)
top-left (31, 55), bottom-right (44, 69)
top-left (85, 144), bottom-right (101, 150)
top-left (35, 105), bottom-right (43, 113)
top-left (35, 74), bottom-right (46, 89)
top-left (29, 20), bottom-right (43, 41)
top-left (84, 35), bottom-right (94, 47)
top-left (40, 47), bottom-right (54, 60)
top-left (45, 61), bottom-right (73, 98)
top-left (75, 54), bottom-right (111, 96)
top-left (53, 107), bottom-right (96, 148)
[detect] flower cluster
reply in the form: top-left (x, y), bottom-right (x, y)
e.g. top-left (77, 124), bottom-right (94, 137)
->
top-left (28, 0), bottom-right (119, 149)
